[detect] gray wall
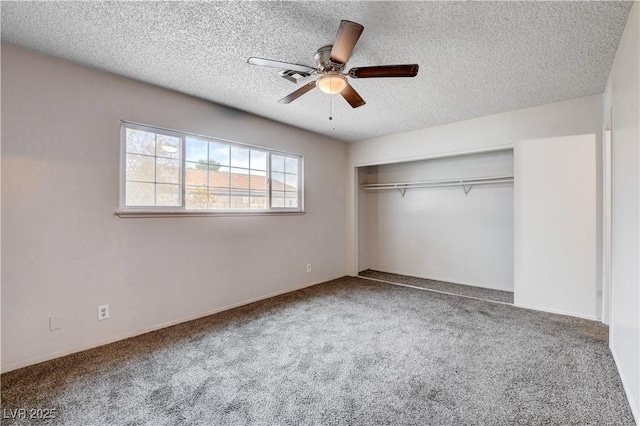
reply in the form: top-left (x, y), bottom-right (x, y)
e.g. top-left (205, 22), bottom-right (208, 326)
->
top-left (1, 44), bottom-right (348, 372)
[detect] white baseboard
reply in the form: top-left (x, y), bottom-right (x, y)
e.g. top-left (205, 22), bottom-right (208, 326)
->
top-left (514, 302), bottom-right (598, 321)
top-left (1, 276), bottom-right (341, 374)
top-left (610, 344), bottom-right (640, 425)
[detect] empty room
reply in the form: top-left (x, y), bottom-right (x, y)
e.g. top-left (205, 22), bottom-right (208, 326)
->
top-left (1, 1), bottom-right (639, 424)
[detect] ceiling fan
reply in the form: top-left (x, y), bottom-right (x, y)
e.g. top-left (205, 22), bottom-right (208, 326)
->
top-left (247, 20), bottom-right (419, 108)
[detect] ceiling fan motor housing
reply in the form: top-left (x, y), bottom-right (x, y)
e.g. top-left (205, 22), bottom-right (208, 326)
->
top-left (315, 45), bottom-right (344, 73)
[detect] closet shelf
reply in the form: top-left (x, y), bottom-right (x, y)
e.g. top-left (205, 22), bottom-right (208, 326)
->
top-left (359, 175), bottom-right (514, 197)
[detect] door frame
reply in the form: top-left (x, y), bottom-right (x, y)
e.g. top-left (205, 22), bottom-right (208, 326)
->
top-left (602, 111), bottom-right (613, 325)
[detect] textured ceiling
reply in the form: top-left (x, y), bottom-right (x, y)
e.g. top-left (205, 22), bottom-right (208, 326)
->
top-left (1, 1), bottom-right (633, 142)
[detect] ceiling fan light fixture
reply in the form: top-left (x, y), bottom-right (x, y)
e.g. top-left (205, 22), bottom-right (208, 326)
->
top-left (316, 74), bottom-right (348, 94)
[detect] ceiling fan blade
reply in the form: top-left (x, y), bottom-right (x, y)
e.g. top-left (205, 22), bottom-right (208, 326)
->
top-left (340, 84), bottom-right (366, 108)
top-left (348, 64), bottom-right (419, 79)
top-left (330, 20), bottom-right (364, 65)
top-left (248, 57), bottom-right (316, 75)
top-left (277, 81), bottom-right (317, 104)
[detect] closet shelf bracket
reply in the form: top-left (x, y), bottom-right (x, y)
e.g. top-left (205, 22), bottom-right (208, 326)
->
top-left (395, 185), bottom-right (407, 198)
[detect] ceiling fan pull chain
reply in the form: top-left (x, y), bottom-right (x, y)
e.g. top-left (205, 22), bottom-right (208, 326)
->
top-left (329, 95), bottom-right (336, 131)
top-left (329, 94), bottom-right (333, 122)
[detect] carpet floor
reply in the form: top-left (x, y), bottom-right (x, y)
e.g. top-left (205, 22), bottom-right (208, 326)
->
top-left (1, 277), bottom-right (635, 425)
top-left (360, 269), bottom-right (514, 304)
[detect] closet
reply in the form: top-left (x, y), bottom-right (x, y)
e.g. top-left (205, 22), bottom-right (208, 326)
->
top-left (358, 148), bottom-right (515, 292)
top-left (356, 134), bottom-right (597, 319)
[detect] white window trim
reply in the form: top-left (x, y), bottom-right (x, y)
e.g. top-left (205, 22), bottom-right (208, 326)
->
top-left (118, 121), bottom-right (305, 217)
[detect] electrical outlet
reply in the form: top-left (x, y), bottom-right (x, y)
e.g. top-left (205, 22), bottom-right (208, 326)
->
top-left (98, 304), bottom-right (110, 321)
top-left (49, 316), bottom-right (61, 331)
top-left (306, 264), bottom-right (312, 273)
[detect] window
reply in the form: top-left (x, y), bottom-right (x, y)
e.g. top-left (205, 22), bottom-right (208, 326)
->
top-left (120, 122), bottom-right (303, 214)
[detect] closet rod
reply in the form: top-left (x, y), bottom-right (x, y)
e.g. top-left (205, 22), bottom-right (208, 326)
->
top-left (359, 175), bottom-right (514, 197)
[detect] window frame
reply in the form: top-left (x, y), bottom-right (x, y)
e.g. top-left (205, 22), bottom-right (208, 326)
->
top-left (118, 121), bottom-right (304, 217)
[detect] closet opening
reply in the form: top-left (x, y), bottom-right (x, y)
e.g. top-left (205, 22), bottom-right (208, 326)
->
top-left (356, 148), bottom-right (514, 303)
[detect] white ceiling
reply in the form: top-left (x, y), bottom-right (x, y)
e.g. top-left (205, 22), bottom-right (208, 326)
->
top-left (1, 1), bottom-right (633, 142)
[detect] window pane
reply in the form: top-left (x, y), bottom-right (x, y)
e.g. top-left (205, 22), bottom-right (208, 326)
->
top-left (185, 138), bottom-right (208, 163)
top-left (155, 134), bottom-right (180, 159)
top-left (285, 192), bottom-right (299, 208)
top-left (285, 157), bottom-right (298, 174)
top-left (271, 172), bottom-right (286, 191)
top-left (209, 142), bottom-right (230, 167)
top-left (230, 146), bottom-right (250, 168)
top-left (271, 191), bottom-right (285, 208)
top-left (230, 195), bottom-right (250, 209)
top-left (271, 155), bottom-right (285, 173)
top-left (126, 154), bottom-right (155, 182)
top-left (284, 173), bottom-right (298, 190)
top-left (126, 129), bottom-right (155, 155)
top-left (250, 195), bottom-right (266, 209)
top-left (156, 184), bottom-right (180, 206)
top-left (230, 168), bottom-right (250, 208)
top-left (250, 150), bottom-right (267, 171)
top-left (126, 182), bottom-right (155, 206)
top-left (209, 188), bottom-right (229, 209)
top-left (185, 186), bottom-right (209, 209)
top-left (156, 158), bottom-right (180, 184)
top-left (249, 170), bottom-right (267, 210)
top-left (185, 161), bottom-right (208, 187)
top-left (231, 169), bottom-right (249, 196)
top-left (209, 168), bottom-right (229, 188)
top-left (249, 170), bottom-right (267, 191)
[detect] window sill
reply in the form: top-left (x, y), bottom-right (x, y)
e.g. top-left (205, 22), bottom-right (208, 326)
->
top-left (116, 210), bottom-right (305, 218)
